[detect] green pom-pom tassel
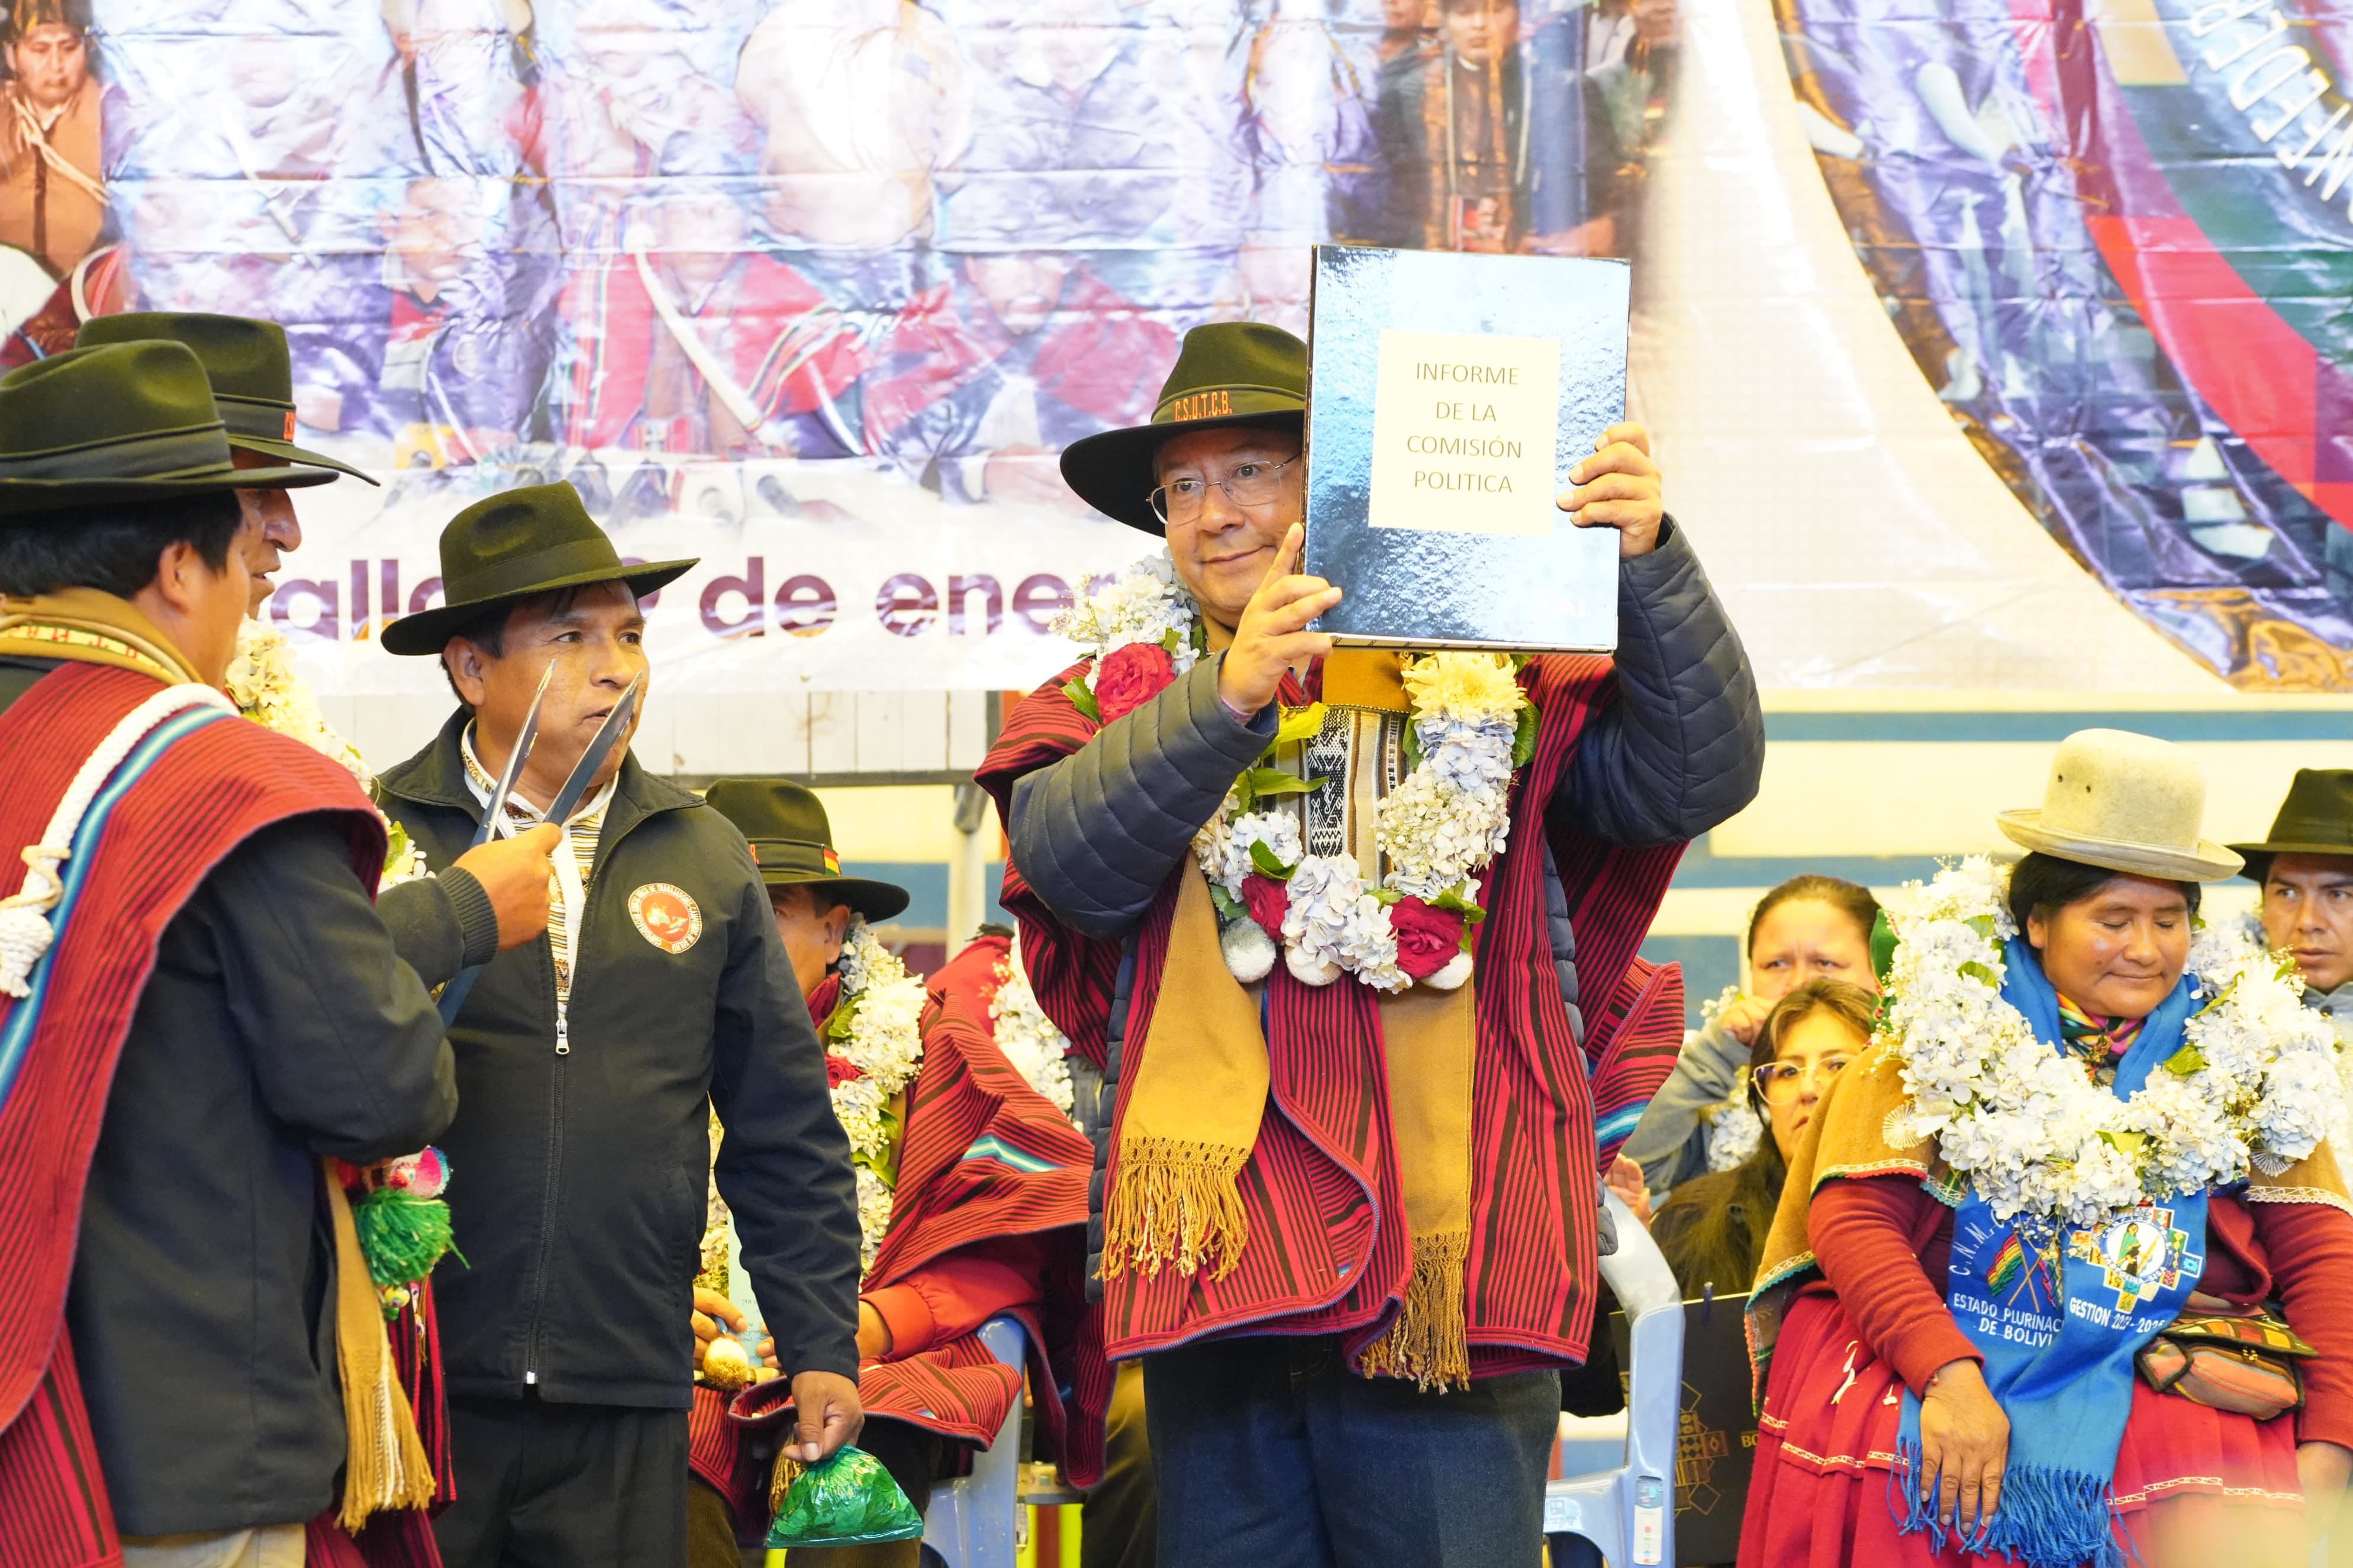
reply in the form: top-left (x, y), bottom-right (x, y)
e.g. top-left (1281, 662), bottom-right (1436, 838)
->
top-left (352, 1188), bottom-right (463, 1292)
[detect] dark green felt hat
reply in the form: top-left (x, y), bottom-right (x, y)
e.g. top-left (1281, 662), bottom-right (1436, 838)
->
top-left (704, 778), bottom-right (910, 922)
top-left (2231, 770), bottom-right (2353, 880)
top-left (77, 312), bottom-right (380, 485)
top-left (379, 481), bottom-right (698, 656)
top-left (0, 340), bottom-right (334, 520)
top-left (1059, 321), bottom-right (1306, 534)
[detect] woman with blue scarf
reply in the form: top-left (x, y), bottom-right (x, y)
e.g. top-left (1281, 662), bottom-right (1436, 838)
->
top-left (1743, 731), bottom-right (2353, 1567)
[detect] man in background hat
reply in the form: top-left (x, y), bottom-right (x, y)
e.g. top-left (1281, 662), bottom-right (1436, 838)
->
top-left (695, 780), bottom-right (1109, 1568)
top-left (977, 320), bottom-right (1758, 1565)
top-left (77, 310), bottom-right (562, 988)
top-left (78, 310), bottom-right (377, 616)
top-left (0, 342), bottom-right (453, 1563)
top-left (375, 483), bottom-right (862, 1568)
top-left (2238, 769), bottom-right (2353, 1041)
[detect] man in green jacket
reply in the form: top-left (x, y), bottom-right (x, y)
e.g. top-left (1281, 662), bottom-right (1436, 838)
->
top-left (375, 482), bottom-right (863, 1568)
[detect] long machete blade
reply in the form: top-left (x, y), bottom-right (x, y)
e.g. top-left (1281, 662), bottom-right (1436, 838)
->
top-left (438, 671), bottom-right (643, 1027)
top-left (468, 661), bottom-right (553, 850)
top-left (541, 672), bottom-right (643, 825)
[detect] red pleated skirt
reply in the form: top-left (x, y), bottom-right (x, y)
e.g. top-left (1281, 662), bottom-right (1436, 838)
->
top-left (1739, 1286), bottom-right (2307, 1568)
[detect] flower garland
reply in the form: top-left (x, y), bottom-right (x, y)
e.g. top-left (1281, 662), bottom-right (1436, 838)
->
top-left (1693, 985), bottom-right (1767, 1171)
top-left (227, 618), bottom-right (426, 889)
top-left (988, 937), bottom-right (1078, 1125)
top-left (1880, 856), bottom-right (2345, 1227)
top-left (823, 916), bottom-right (927, 1269)
top-left (1058, 553), bottom-right (1536, 993)
top-left (1052, 551), bottom-right (1206, 723)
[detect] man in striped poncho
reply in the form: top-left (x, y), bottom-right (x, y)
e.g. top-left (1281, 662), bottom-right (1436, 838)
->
top-left (975, 321), bottom-right (1758, 1566)
top-left (688, 782), bottom-right (1108, 1567)
top-left (0, 343), bottom-right (455, 1567)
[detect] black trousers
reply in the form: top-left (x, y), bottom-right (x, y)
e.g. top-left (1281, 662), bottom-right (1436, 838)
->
top-left (433, 1396), bottom-right (689, 1568)
top-left (1142, 1335), bottom-right (1558, 1568)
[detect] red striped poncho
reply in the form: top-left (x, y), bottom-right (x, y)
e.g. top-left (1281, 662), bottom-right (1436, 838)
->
top-left (700, 934), bottom-right (1101, 1527)
top-left (975, 654), bottom-right (1688, 1374)
top-left (0, 663), bottom-right (388, 1568)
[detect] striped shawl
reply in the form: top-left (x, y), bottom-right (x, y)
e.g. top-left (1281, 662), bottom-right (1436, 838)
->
top-left (0, 662), bottom-right (385, 1568)
top-left (712, 935), bottom-right (1101, 1525)
top-left (976, 654), bottom-right (1687, 1373)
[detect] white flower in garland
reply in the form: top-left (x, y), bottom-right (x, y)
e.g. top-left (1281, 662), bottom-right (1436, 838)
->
top-left (826, 917), bottom-right (927, 1269)
top-left (1051, 552), bottom-right (1203, 699)
top-left (1690, 986), bottom-right (1768, 1171)
top-left (1706, 1090), bottom-right (1765, 1173)
top-left (1880, 856), bottom-right (2345, 1228)
top-left (227, 617), bottom-right (427, 889)
top-left (1063, 556), bottom-right (1533, 993)
top-left (2230, 910), bottom-right (2353, 1152)
top-left (988, 938), bottom-right (1078, 1124)
top-left (228, 617), bottom-right (366, 779)
top-left (1281, 854), bottom-right (1407, 989)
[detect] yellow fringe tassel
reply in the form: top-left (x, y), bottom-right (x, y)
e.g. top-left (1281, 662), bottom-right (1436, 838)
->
top-left (1355, 1230), bottom-right (1471, 1391)
top-left (330, 1173), bottom-right (437, 1531)
top-left (1100, 1136), bottom-right (1252, 1282)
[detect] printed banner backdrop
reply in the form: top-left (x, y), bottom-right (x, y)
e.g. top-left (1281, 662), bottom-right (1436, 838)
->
top-left (7, 0), bottom-right (1667, 730)
top-left (0, 0), bottom-right (2343, 766)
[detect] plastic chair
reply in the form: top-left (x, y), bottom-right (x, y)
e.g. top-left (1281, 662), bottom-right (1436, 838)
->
top-left (1544, 1186), bottom-right (1682, 1568)
top-left (918, 1315), bottom-right (1030, 1568)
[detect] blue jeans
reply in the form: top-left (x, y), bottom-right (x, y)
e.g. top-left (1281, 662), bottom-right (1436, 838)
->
top-left (1142, 1334), bottom-right (1559, 1568)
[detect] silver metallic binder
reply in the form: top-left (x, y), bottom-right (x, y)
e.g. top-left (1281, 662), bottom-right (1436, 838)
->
top-left (1304, 244), bottom-right (1630, 651)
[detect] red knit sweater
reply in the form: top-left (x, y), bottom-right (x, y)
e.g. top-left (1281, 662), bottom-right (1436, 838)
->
top-left (1812, 1176), bottom-right (2353, 1450)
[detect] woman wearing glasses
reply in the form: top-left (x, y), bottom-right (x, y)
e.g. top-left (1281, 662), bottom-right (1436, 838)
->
top-left (1646, 980), bottom-right (1869, 1298)
top-left (1621, 874), bottom-right (1882, 1202)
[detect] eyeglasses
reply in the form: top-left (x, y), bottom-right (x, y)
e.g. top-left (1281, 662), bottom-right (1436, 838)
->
top-left (1754, 1057), bottom-right (1851, 1104)
top-left (1149, 457), bottom-right (1299, 525)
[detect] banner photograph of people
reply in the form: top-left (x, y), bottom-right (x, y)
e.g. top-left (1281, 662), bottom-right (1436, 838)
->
top-left (4, 0), bottom-right (2346, 702)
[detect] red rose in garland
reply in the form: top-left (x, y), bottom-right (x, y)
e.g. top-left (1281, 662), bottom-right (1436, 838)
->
top-left (1239, 871), bottom-right (1290, 939)
top-left (826, 1053), bottom-right (866, 1090)
top-left (1388, 896), bottom-right (1466, 981)
top-left (1094, 642), bottom-right (1178, 724)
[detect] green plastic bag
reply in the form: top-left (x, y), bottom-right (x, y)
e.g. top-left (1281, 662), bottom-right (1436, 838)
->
top-left (763, 1446), bottom-right (924, 1550)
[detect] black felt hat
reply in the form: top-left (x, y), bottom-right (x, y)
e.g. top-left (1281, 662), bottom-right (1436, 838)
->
top-left (379, 482), bottom-right (698, 656)
top-left (704, 778), bottom-right (911, 922)
top-left (77, 312), bottom-right (381, 485)
top-left (0, 341), bottom-right (335, 520)
top-left (2231, 770), bottom-right (2353, 880)
top-left (1058, 321), bottom-right (1306, 534)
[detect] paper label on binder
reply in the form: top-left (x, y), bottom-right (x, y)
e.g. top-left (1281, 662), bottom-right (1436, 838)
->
top-left (1367, 328), bottom-right (1561, 537)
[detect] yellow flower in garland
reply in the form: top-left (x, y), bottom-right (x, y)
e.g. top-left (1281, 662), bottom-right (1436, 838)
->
top-left (1400, 650), bottom-right (1525, 724)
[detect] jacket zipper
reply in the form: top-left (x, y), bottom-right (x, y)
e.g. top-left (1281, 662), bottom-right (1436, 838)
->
top-left (522, 934), bottom-right (566, 1386)
top-left (522, 848), bottom-right (597, 1385)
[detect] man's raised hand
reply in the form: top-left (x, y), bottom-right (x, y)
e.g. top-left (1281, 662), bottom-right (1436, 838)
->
top-left (1216, 524), bottom-right (1341, 718)
top-left (1556, 422), bottom-right (1664, 558)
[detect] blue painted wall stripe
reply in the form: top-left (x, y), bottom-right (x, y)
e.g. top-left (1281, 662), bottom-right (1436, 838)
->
top-left (1764, 711), bottom-right (2353, 744)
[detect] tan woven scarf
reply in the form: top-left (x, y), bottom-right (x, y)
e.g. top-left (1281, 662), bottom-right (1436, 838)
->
top-left (1105, 650), bottom-right (1481, 1387)
top-left (327, 1177), bottom-right (437, 1529)
top-left (0, 593), bottom-right (437, 1525)
top-left (0, 589), bottom-right (202, 683)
